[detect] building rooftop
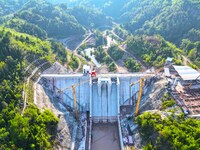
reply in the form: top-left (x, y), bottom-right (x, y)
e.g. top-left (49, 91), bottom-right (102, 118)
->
top-left (166, 57), bottom-right (173, 62)
top-left (173, 65), bottom-right (200, 81)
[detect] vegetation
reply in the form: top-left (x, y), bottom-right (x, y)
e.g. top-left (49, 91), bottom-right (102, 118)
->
top-left (127, 35), bottom-right (182, 68)
top-left (0, 105), bottom-right (58, 149)
top-left (4, 18), bottom-right (48, 39)
top-left (0, 0), bottom-right (28, 18)
top-left (50, 40), bottom-right (68, 64)
top-left (94, 46), bottom-right (115, 71)
top-left (71, 6), bottom-right (112, 28)
top-left (68, 54), bottom-right (79, 71)
top-left (94, 46), bottom-right (107, 63)
top-left (1, 1), bottom-right (111, 39)
top-left (107, 45), bottom-right (124, 61)
top-left (0, 0), bottom-right (200, 148)
top-left (136, 112), bottom-right (200, 149)
top-left (181, 33), bottom-right (200, 68)
top-left (108, 62), bottom-right (116, 72)
top-left (112, 0), bottom-right (200, 44)
top-left (114, 26), bottom-right (129, 40)
top-left (94, 31), bottom-right (107, 47)
top-left (125, 58), bottom-right (141, 72)
top-left (103, 55), bottom-right (113, 65)
top-left (69, 0), bottom-right (200, 48)
top-left (2, 0), bottom-right (85, 38)
top-left (161, 93), bottom-right (176, 109)
top-left (0, 27), bottom-right (59, 149)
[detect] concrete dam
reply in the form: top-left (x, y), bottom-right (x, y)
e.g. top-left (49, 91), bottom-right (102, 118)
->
top-left (42, 74), bottom-right (142, 122)
top-left (40, 73), bottom-right (152, 150)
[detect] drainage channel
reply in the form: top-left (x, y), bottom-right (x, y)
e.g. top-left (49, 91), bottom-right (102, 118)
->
top-left (91, 123), bottom-right (120, 150)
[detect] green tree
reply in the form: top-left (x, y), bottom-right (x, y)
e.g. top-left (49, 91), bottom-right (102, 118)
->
top-left (108, 62), bottom-right (116, 72)
top-left (125, 58), bottom-right (141, 72)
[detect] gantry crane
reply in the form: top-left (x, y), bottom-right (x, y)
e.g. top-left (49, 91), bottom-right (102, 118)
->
top-left (130, 64), bottom-right (172, 116)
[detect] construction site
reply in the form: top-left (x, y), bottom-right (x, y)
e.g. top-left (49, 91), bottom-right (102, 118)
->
top-left (24, 28), bottom-right (200, 150)
top-left (30, 55), bottom-right (200, 150)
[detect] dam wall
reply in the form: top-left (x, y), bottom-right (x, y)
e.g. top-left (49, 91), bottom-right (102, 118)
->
top-left (42, 75), bottom-right (144, 122)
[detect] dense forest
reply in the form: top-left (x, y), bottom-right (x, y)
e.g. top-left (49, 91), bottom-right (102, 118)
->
top-left (72, 0), bottom-right (200, 44)
top-left (126, 35), bottom-right (182, 68)
top-left (0, 27), bottom-right (61, 149)
top-left (4, 0), bottom-right (85, 38)
top-left (136, 112), bottom-right (200, 150)
top-left (1, 0), bottom-right (112, 39)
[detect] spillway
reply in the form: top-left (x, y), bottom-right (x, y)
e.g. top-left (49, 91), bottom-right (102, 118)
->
top-left (91, 78), bottom-right (118, 122)
top-left (41, 74), bottom-right (148, 150)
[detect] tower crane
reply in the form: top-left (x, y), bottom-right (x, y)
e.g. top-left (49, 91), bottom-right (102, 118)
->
top-left (56, 67), bottom-right (97, 120)
top-left (58, 79), bottom-right (92, 120)
top-left (130, 64), bottom-right (172, 116)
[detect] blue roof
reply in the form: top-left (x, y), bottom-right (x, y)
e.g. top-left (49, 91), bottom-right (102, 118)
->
top-left (166, 57), bottom-right (173, 62)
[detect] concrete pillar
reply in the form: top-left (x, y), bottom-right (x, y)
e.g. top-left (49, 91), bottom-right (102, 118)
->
top-left (129, 77), bottom-right (132, 105)
top-left (173, 77), bottom-right (178, 89)
top-left (107, 80), bottom-right (112, 106)
top-left (116, 77), bottom-right (124, 149)
top-left (78, 78), bottom-right (80, 111)
top-left (117, 77), bottom-right (120, 115)
top-left (89, 78), bottom-right (92, 118)
top-left (97, 82), bottom-right (102, 96)
top-left (107, 81), bottom-right (112, 122)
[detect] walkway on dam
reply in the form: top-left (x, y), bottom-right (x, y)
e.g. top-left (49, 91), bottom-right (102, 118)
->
top-left (41, 73), bottom-right (155, 78)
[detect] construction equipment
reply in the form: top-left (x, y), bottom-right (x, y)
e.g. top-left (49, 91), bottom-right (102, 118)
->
top-left (90, 70), bottom-right (97, 77)
top-left (125, 146), bottom-right (136, 150)
top-left (72, 84), bottom-right (78, 120)
top-left (188, 83), bottom-right (192, 89)
top-left (130, 64), bottom-right (172, 116)
top-left (130, 77), bottom-right (148, 116)
top-left (83, 65), bottom-right (97, 77)
top-left (56, 66), bottom-right (95, 120)
top-left (58, 78), bottom-right (96, 120)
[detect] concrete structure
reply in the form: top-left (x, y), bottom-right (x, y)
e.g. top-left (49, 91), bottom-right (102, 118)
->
top-left (165, 57), bottom-right (173, 65)
top-left (41, 74), bottom-right (144, 122)
top-left (40, 73), bottom-right (154, 150)
top-left (167, 65), bottom-right (200, 116)
top-left (83, 65), bottom-right (91, 75)
top-left (173, 65), bottom-right (200, 81)
top-left (164, 68), bottom-right (170, 77)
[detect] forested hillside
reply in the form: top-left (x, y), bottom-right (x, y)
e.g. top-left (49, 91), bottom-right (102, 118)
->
top-left (0, 0), bottom-right (28, 18)
top-left (70, 6), bottom-right (112, 28)
top-left (3, 0), bottom-right (85, 38)
top-left (0, 27), bottom-right (62, 149)
top-left (72, 0), bottom-right (200, 44)
top-left (64, 0), bottom-right (200, 67)
top-left (181, 29), bottom-right (200, 68)
top-left (1, 0), bottom-right (112, 39)
top-left (136, 112), bottom-right (200, 149)
top-left (125, 0), bottom-right (200, 44)
top-left (127, 35), bottom-right (182, 68)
